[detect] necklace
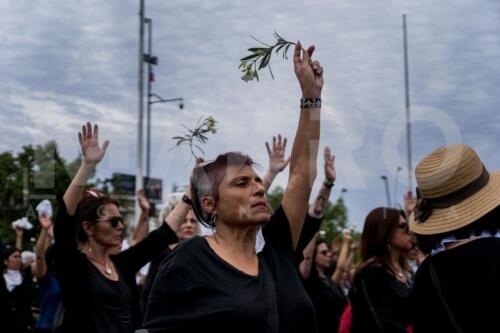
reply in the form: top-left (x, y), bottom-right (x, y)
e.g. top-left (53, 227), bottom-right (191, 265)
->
top-left (87, 256), bottom-right (113, 275)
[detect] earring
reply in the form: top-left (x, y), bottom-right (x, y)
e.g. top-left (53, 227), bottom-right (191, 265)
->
top-left (209, 214), bottom-right (217, 227)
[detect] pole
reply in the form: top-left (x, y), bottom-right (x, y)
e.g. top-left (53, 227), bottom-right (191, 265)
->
top-left (393, 166), bottom-right (402, 208)
top-left (136, 0), bottom-right (145, 221)
top-left (146, 18), bottom-right (152, 180)
top-left (381, 176), bottom-right (391, 207)
top-left (403, 14), bottom-right (413, 192)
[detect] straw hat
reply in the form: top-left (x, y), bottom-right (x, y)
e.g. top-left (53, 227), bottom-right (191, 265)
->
top-left (409, 144), bottom-right (500, 235)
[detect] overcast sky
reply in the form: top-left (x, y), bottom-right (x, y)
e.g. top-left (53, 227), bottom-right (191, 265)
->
top-left (1, 0), bottom-right (499, 229)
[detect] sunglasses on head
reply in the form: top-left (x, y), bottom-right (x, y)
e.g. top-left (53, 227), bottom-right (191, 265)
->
top-left (97, 216), bottom-right (124, 228)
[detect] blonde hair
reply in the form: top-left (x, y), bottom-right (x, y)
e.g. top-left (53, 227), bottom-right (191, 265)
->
top-left (158, 192), bottom-right (184, 224)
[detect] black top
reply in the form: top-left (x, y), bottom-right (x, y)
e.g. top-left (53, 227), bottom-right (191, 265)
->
top-left (87, 262), bottom-right (133, 332)
top-left (143, 205), bottom-right (317, 333)
top-left (350, 263), bottom-right (411, 333)
top-left (54, 198), bottom-right (178, 333)
top-left (304, 272), bottom-right (347, 333)
top-left (0, 267), bottom-right (36, 333)
top-left (298, 214), bottom-right (347, 333)
top-left (140, 247), bottom-right (173, 313)
top-left (295, 214), bottom-right (323, 264)
top-left (408, 238), bottom-right (500, 333)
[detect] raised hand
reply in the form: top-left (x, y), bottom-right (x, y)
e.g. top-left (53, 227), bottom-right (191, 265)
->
top-left (15, 226), bottom-right (24, 238)
top-left (78, 122), bottom-right (109, 166)
top-left (38, 213), bottom-right (52, 230)
top-left (137, 189), bottom-right (151, 213)
top-left (266, 134), bottom-right (291, 174)
top-left (404, 191), bottom-right (417, 215)
top-left (324, 147), bottom-right (336, 183)
top-left (294, 42), bottom-right (323, 98)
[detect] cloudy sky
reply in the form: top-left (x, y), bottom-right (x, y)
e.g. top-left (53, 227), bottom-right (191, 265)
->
top-left (1, 0), bottom-right (499, 229)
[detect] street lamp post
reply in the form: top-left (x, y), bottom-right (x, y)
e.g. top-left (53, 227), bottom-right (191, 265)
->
top-left (380, 175), bottom-right (392, 207)
top-left (136, 0), bottom-right (145, 223)
top-left (143, 17), bottom-right (184, 180)
top-left (146, 94), bottom-right (183, 180)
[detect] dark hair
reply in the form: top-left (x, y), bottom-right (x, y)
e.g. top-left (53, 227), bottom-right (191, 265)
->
top-left (358, 207), bottom-right (407, 276)
top-left (415, 205), bottom-right (500, 254)
top-left (74, 192), bottom-right (119, 242)
top-left (191, 152), bottom-right (254, 228)
top-left (1, 246), bottom-right (21, 271)
top-left (2, 246), bottom-right (20, 261)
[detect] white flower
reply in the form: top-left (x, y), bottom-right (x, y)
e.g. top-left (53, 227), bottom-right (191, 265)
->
top-left (241, 72), bottom-right (254, 82)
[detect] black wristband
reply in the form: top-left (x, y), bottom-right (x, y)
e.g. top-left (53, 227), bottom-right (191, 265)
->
top-left (323, 180), bottom-right (334, 189)
top-left (300, 97), bottom-right (321, 109)
top-left (182, 194), bottom-right (193, 206)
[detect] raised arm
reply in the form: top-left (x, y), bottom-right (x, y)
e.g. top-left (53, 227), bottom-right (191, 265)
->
top-left (308, 146), bottom-right (336, 218)
top-left (130, 189), bottom-right (151, 246)
top-left (299, 233), bottom-right (318, 279)
top-left (282, 42), bottom-right (323, 248)
top-left (331, 231), bottom-right (352, 285)
top-left (34, 213), bottom-right (53, 279)
top-left (15, 227), bottom-right (23, 250)
top-left (63, 123), bottom-right (109, 215)
top-left (262, 134), bottom-right (291, 191)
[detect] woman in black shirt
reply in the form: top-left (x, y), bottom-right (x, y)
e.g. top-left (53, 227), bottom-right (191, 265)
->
top-left (54, 123), bottom-right (185, 333)
top-left (1, 247), bottom-right (36, 333)
top-left (350, 208), bottom-right (413, 333)
top-left (143, 42), bottom-right (324, 333)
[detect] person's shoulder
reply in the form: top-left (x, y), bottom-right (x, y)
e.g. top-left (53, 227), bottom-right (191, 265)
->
top-left (169, 236), bottom-right (205, 257)
top-left (358, 260), bottom-right (384, 275)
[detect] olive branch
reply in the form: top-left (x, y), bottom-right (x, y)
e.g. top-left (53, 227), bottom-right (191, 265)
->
top-left (239, 31), bottom-right (305, 82)
top-left (171, 116), bottom-right (218, 159)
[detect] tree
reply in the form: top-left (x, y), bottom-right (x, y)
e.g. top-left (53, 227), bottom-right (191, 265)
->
top-left (0, 141), bottom-right (83, 249)
top-left (266, 185), bottom-right (359, 247)
top-left (267, 186), bottom-right (284, 211)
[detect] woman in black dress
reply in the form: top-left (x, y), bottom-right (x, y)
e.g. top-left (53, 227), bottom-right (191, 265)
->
top-left (54, 123), bottom-right (187, 333)
top-left (350, 208), bottom-right (413, 333)
top-left (143, 42), bottom-right (324, 333)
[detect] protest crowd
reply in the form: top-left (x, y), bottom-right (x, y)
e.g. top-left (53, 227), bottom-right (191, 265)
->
top-left (2, 43), bottom-right (499, 333)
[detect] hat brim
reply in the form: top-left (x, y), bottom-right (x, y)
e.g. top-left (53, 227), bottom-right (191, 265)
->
top-left (409, 171), bottom-right (500, 235)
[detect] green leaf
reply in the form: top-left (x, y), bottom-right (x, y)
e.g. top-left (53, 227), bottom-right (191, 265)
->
top-left (248, 47), bottom-right (268, 53)
top-left (240, 53), bottom-right (261, 61)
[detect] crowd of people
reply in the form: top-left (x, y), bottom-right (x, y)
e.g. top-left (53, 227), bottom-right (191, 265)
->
top-left (2, 43), bottom-right (499, 333)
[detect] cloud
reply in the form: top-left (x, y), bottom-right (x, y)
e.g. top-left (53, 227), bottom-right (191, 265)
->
top-left (1, 0), bottom-right (499, 230)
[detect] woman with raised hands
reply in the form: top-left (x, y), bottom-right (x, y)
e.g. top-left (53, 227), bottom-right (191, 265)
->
top-left (143, 42), bottom-right (323, 333)
top-left (53, 123), bottom-right (185, 333)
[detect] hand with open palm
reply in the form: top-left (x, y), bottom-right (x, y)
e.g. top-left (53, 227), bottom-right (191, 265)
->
top-left (78, 122), bottom-right (109, 166)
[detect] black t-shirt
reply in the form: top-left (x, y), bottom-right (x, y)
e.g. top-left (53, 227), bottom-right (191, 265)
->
top-left (143, 205), bottom-right (317, 333)
top-left (408, 238), bottom-right (500, 333)
top-left (303, 271), bottom-right (347, 333)
top-left (140, 247), bottom-right (173, 313)
top-left (87, 262), bottom-right (133, 333)
top-left (350, 263), bottom-right (411, 333)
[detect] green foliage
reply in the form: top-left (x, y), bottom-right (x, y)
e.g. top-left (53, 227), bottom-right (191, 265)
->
top-left (171, 116), bottom-right (218, 159)
top-left (267, 186), bottom-right (360, 247)
top-left (267, 186), bottom-right (284, 211)
top-left (0, 141), bottom-right (83, 249)
top-left (239, 32), bottom-right (302, 82)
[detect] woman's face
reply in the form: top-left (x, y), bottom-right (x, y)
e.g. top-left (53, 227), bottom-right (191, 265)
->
top-left (177, 209), bottom-right (198, 240)
top-left (315, 242), bottom-right (332, 269)
top-left (4, 251), bottom-right (22, 271)
top-left (389, 215), bottom-right (413, 252)
top-left (89, 204), bottom-right (124, 249)
top-left (211, 165), bottom-right (270, 226)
